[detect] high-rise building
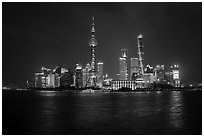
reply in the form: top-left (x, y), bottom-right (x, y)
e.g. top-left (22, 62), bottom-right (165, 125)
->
top-left (164, 71), bottom-right (173, 85)
top-left (60, 68), bottom-right (73, 88)
top-left (119, 49), bottom-right (128, 80)
top-left (82, 68), bottom-right (87, 87)
top-left (51, 66), bottom-right (61, 87)
top-left (34, 72), bottom-right (44, 88)
top-left (35, 67), bottom-right (54, 88)
top-left (155, 65), bottom-right (165, 82)
top-left (171, 65), bottom-right (181, 87)
top-left (137, 33), bottom-right (144, 75)
top-left (46, 73), bottom-right (55, 88)
top-left (53, 66), bottom-right (61, 76)
top-left (40, 66), bottom-right (52, 88)
top-left (41, 67), bottom-right (52, 76)
top-left (130, 57), bottom-right (139, 80)
top-left (83, 63), bottom-right (92, 87)
top-left (34, 66), bottom-right (74, 88)
top-left (119, 57), bottom-right (127, 80)
top-left (54, 73), bottom-right (60, 87)
top-left (67, 68), bottom-right (74, 86)
top-left (97, 62), bottom-right (103, 77)
top-left (143, 65), bottom-right (156, 85)
top-left (75, 64), bottom-right (83, 88)
top-left (97, 62), bottom-right (104, 88)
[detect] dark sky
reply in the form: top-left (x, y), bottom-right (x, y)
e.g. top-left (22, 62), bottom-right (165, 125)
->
top-left (3, 2), bottom-right (202, 86)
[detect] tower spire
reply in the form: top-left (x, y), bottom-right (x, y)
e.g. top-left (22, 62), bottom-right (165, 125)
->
top-left (91, 16), bottom-right (95, 37)
top-left (89, 16), bottom-right (97, 69)
top-left (87, 16), bottom-right (98, 87)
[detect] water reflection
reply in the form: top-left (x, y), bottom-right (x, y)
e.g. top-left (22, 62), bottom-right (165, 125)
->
top-left (38, 92), bottom-right (58, 133)
top-left (73, 93), bottom-right (108, 131)
top-left (169, 91), bottom-right (183, 128)
top-left (33, 91), bottom-right (185, 134)
top-left (38, 90), bottom-right (59, 97)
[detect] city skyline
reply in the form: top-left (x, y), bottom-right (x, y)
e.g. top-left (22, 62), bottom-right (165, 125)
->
top-left (3, 2), bottom-right (202, 87)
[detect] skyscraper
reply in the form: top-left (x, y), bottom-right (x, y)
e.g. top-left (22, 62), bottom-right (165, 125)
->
top-left (137, 33), bottom-right (144, 75)
top-left (75, 64), bottom-right (83, 88)
top-left (35, 67), bottom-right (52, 88)
top-left (97, 62), bottom-right (103, 77)
top-left (82, 68), bottom-right (87, 87)
top-left (119, 49), bottom-right (128, 80)
top-left (164, 71), bottom-right (173, 85)
top-left (155, 65), bottom-right (165, 82)
top-left (54, 73), bottom-right (60, 87)
top-left (171, 65), bottom-right (181, 87)
top-left (52, 66), bottom-right (61, 87)
top-left (130, 57), bottom-right (139, 80)
top-left (60, 68), bottom-right (73, 88)
top-left (34, 72), bottom-right (44, 88)
top-left (46, 73), bottom-right (55, 88)
top-left (97, 62), bottom-right (104, 88)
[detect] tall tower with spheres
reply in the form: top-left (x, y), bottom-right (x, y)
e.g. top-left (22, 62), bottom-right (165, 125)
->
top-left (86, 16), bottom-right (97, 87)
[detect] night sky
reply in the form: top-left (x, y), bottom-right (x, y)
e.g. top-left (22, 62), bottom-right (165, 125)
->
top-left (3, 2), bottom-right (202, 87)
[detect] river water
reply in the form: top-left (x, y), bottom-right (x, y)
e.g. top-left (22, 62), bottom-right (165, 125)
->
top-left (2, 90), bottom-right (202, 135)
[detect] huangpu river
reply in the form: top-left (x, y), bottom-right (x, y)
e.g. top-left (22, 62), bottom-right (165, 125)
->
top-left (2, 90), bottom-right (202, 135)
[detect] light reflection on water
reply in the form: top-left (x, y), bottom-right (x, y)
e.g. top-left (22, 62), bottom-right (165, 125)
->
top-left (37, 90), bottom-right (60, 97)
top-left (37, 91), bottom-right (185, 132)
top-left (39, 94), bottom-right (58, 133)
top-left (3, 90), bottom-right (201, 134)
top-left (169, 91), bottom-right (183, 128)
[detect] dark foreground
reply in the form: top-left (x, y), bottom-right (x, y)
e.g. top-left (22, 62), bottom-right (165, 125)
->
top-left (2, 90), bottom-right (202, 135)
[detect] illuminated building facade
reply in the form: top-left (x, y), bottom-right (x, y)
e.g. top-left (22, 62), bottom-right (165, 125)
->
top-left (119, 49), bottom-right (128, 80)
top-left (60, 68), bottom-right (74, 88)
top-left (52, 66), bottom-right (61, 87)
top-left (164, 71), bottom-right (173, 85)
top-left (75, 64), bottom-right (83, 88)
top-left (142, 65), bottom-right (156, 87)
top-left (42, 67), bottom-right (51, 75)
top-left (171, 65), bottom-right (181, 87)
top-left (35, 67), bottom-right (52, 88)
top-left (155, 65), bottom-right (165, 82)
top-left (34, 66), bottom-right (75, 88)
top-left (35, 72), bottom-right (44, 88)
top-left (54, 73), bottom-right (60, 87)
top-left (82, 63), bottom-right (92, 87)
top-left (142, 73), bottom-right (157, 83)
top-left (60, 68), bottom-right (69, 88)
top-left (130, 57), bottom-right (139, 80)
top-left (111, 80), bottom-right (145, 90)
top-left (46, 73), bottom-right (55, 88)
top-left (82, 68), bottom-right (87, 87)
top-left (96, 62), bottom-right (104, 88)
top-left (137, 34), bottom-right (144, 75)
top-left (97, 62), bottom-right (103, 77)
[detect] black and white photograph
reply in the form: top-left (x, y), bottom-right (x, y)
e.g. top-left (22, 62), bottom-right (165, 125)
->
top-left (2, 2), bottom-right (202, 135)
